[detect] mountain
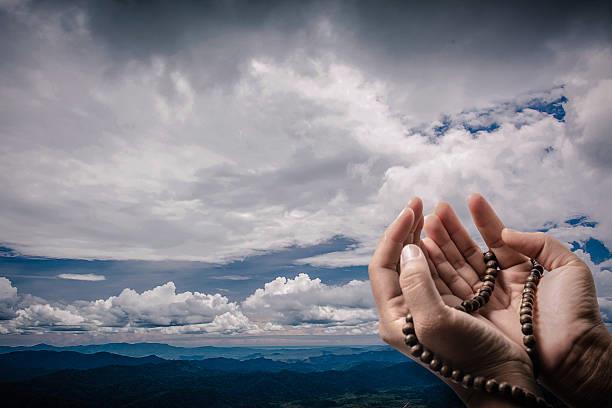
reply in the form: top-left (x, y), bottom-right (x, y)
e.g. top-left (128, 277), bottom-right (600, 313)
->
top-left (0, 351), bottom-right (164, 381)
top-left (1, 360), bottom-right (463, 408)
top-left (0, 343), bottom-right (389, 361)
top-left (0, 347), bottom-right (407, 381)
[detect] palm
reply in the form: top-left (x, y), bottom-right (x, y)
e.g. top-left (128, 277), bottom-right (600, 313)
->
top-left (419, 240), bottom-right (532, 369)
top-left (528, 261), bottom-right (600, 373)
top-left (432, 194), bottom-right (605, 384)
top-left (372, 199), bottom-right (531, 387)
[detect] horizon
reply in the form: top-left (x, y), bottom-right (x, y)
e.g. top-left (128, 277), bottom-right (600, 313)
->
top-left (1, 0), bottom-right (611, 349)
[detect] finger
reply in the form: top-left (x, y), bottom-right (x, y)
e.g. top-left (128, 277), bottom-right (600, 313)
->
top-left (501, 228), bottom-right (582, 271)
top-left (467, 193), bottom-right (527, 268)
top-left (424, 213), bottom-right (480, 288)
top-left (420, 241), bottom-right (453, 296)
top-left (369, 207), bottom-right (415, 306)
top-left (434, 202), bottom-right (484, 274)
top-left (422, 237), bottom-right (474, 299)
top-left (405, 197), bottom-right (424, 246)
top-left (399, 244), bottom-right (447, 320)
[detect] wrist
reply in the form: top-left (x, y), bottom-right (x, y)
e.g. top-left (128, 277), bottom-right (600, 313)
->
top-left (545, 323), bottom-right (612, 407)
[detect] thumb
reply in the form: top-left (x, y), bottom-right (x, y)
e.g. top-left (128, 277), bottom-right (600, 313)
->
top-left (399, 244), bottom-right (446, 321)
top-left (501, 228), bottom-right (581, 270)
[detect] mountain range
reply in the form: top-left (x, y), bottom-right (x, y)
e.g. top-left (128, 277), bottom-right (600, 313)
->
top-left (0, 343), bottom-right (565, 407)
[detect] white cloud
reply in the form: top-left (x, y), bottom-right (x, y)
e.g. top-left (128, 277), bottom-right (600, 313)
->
top-left (0, 3), bottom-right (609, 271)
top-left (242, 273), bottom-right (376, 330)
top-left (0, 275), bottom-right (377, 337)
top-left (57, 273), bottom-right (106, 281)
top-left (0, 1), bottom-right (610, 342)
top-left (0, 277), bottom-right (19, 320)
top-left (209, 275), bottom-right (252, 281)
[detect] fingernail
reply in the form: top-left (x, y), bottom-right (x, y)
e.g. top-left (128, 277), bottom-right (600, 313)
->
top-left (401, 244), bottom-right (422, 263)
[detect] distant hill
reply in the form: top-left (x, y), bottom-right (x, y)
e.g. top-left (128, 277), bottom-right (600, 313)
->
top-left (1, 359), bottom-right (463, 407)
top-left (0, 348), bottom-right (407, 381)
top-left (0, 342), bottom-right (390, 361)
top-left (0, 351), bottom-right (164, 381)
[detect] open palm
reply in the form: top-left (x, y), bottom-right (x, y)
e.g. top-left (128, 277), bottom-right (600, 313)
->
top-left (429, 194), bottom-right (606, 388)
top-left (422, 199), bottom-right (534, 353)
top-left (369, 198), bottom-right (535, 405)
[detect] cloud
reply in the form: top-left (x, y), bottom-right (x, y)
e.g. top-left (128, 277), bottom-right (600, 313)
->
top-left (57, 273), bottom-right (106, 281)
top-left (0, 279), bottom-right (250, 334)
top-left (242, 273), bottom-right (376, 331)
top-left (0, 1), bottom-right (610, 267)
top-left (0, 0), bottom-right (611, 343)
top-left (208, 275), bottom-right (252, 281)
top-left (599, 297), bottom-right (612, 325)
top-left (0, 274), bottom-right (376, 337)
top-left (0, 277), bottom-right (19, 320)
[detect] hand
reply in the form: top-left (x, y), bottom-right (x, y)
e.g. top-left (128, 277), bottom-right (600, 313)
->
top-left (368, 198), bottom-right (538, 407)
top-left (431, 193), bottom-right (612, 407)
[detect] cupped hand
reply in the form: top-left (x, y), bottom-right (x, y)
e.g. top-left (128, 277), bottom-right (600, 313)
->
top-left (368, 198), bottom-right (537, 407)
top-left (430, 194), bottom-right (611, 407)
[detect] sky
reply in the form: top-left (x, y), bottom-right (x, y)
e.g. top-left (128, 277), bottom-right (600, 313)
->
top-left (0, 0), bottom-right (611, 346)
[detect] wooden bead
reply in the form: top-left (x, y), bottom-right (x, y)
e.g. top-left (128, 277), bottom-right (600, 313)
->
top-left (522, 294), bottom-right (534, 303)
top-left (480, 286), bottom-right (492, 295)
top-left (526, 347), bottom-right (537, 359)
top-left (522, 296), bottom-right (535, 305)
top-left (462, 300), bottom-right (474, 312)
top-left (520, 314), bottom-right (533, 324)
top-left (499, 381), bottom-right (511, 396)
top-left (520, 307), bottom-right (532, 315)
top-left (483, 281), bottom-right (495, 290)
top-left (451, 369), bottom-right (463, 381)
top-left (485, 379), bottom-right (499, 393)
top-left (485, 260), bottom-right (497, 269)
top-left (440, 364), bottom-right (451, 377)
top-left (532, 264), bottom-right (543, 274)
top-left (483, 251), bottom-right (496, 262)
top-left (402, 322), bottom-right (415, 335)
top-left (511, 386), bottom-right (526, 401)
top-left (473, 376), bottom-right (485, 390)
top-left (405, 334), bottom-right (418, 346)
top-left (454, 304), bottom-right (466, 313)
top-left (525, 281), bottom-right (537, 290)
top-left (420, 349), bottom-right (433, 363)
top-left (485, 267), bottom-right (498, 277)
top-left (527, 275), bottom-right (539, 284)
top-left (522, 323), bottom-right (533, 335)
top-left (480, 291), bottom-right (490, 301)
top-left (484, 274), bottom-right (496, 283)
top-left (429, 358), bottom-right (442, 371)
top-left (410, 344), bottom-right (423, 357)
top-left (405, 314), bottom-right (413, 323)
top-left (474, 295), bottom-right (486, 306)
top-left (523, 288), bottom-right (535, 295)
top-left (521, 301), bottom-right (533, 310)
top-left (462, 374), bottom-right (473, 388)
top-left (523, 335), bottom-right (536, 347)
